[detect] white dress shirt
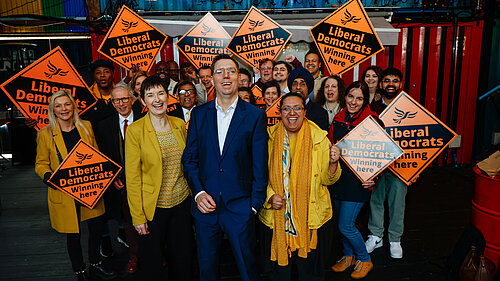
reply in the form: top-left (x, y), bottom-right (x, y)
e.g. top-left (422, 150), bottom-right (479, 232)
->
top-left (119, 111), bottom-right (134, 139)
top-left (215, 97), bottom-right (238, 155)
top-left (182, 106), bottom-right (195, 122)
top-left (194, 97), bottom-right (238, 202)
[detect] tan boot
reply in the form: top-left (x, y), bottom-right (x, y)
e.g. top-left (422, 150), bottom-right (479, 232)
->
top-left (331, 256), bottom-right (356, 272)
top-left (350, 260), bottom-right (373, 279)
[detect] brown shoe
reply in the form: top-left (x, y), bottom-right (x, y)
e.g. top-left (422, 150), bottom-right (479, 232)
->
top-left (350, 260), bottom-right (373, 279)
top-left (331, 256), bottom-right (356, 272)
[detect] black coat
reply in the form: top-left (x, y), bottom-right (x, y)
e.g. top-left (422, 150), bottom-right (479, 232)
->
top-left (81, 99), bottom-right (116, 129)
top-left (306, 101), bottom-right (330, 131)
top-left (167, 106), bottom-right (186, 121)
top-left (94, 106), bottom-right (145, 219)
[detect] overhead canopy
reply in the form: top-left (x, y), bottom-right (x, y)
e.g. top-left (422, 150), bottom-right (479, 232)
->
top-left (144, 12), bottom-right (400, 45)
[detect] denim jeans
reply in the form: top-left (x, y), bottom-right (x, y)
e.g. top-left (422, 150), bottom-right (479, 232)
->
top-left (334, 200), bottom-right (370, 262)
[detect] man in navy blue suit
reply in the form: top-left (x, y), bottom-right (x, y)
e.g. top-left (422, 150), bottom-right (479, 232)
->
top-left (182, 54), bottom-right (268, 281)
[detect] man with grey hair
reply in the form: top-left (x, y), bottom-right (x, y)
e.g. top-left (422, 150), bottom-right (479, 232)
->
top-left (95, 82), bottom-right (145, 274)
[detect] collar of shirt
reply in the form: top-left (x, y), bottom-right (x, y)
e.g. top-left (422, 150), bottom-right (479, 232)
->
top-left (215, 96), bottom-right (238, 114)
top-left (215, 97), bottom-right (239, 154)
top-left (182, 106), bottom-right (195, 120)
top-left (118, 111), bottom-right (134, 138)
top-left (314, 73), bottom-right (323, 80)
top-left (381, 97), bottom-right (388, 106)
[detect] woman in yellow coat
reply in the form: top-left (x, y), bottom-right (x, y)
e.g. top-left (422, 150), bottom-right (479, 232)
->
top-left (125, 76), bottom-right (193, 281)
top-left (35, 90), bottom-right (116, 281)
top-left (259, 92), bottom-right (342, 281)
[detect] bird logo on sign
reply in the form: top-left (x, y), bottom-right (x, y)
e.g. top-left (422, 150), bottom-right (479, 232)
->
top-left (121, 19), bottom-right (138, 33)
top-left (201, 23), bottom-right (217, 35)
top-left (75, 152), bottom-right (93, 164)
top-left (341, 10), bottom-right (361, 25)
top-left (44, 61), bottom-right (69, 79)
top-left (248, 19), bottom-right (264, 31)
top-left (360, 126), bottom-right (378, 139)
top-left (393, 107), bottom-right (417, 124)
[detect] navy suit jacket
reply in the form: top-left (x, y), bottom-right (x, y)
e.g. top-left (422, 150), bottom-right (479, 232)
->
top-left (182, 98), bottom-right (268, 223)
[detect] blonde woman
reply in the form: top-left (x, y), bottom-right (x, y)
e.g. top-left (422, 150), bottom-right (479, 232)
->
top-left (35, 90), bottom-right (116, 281)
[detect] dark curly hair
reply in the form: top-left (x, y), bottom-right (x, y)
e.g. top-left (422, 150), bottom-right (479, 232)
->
top-left (315, 76), bottom-right (346, 109)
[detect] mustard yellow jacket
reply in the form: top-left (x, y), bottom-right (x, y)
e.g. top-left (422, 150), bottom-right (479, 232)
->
top-left (125, 113), bottom-right (187, 226)
top-left (35, 121), bottom-right (105, 233)
top-left (259, 120), bottom-right (341, 229)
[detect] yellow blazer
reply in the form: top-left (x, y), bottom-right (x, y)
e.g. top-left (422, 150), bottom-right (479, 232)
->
top-left (35, 120), bottom-right (105, 233)
top-left (125, 113), bottom-right (187, 226)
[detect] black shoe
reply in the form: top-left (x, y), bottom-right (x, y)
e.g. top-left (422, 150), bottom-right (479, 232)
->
top-left (89, 262), bottom-right (117, 280)
top-left (75, 269), bottom-right (89, 281)
top-left (100, 236), bottom-right (114, 258)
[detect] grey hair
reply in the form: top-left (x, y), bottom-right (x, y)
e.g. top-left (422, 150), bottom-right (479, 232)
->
top-left (112, 81), bottom-right (136, 100)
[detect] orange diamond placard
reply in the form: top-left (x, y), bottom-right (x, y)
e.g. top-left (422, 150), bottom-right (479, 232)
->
top-left (227, 6), bottom-right (292, 69)
top-left (98, 5), bottom-right (167, 72)
top-left (48, 140), bottom-right (122, 209)
top-left (265, 95), bottom-right (283, 127)
top-left (310, 0), bottom-right (384, 75)
top-left (176, 12), bottom-right (232, 69)
top-left (379, 92), bottom-right (457, 185)
top-left (336, 116), bottom-right (404, 182)
top-left (0, 47), bottom-right (97, 131)
top-left (252, 84), bottom-right (265, 110)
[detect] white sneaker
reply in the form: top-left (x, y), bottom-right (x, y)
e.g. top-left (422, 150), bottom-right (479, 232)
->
top-left (365, 235), bottom-right (383, 253)
top-left (390, 242), bottom-right (403, 258)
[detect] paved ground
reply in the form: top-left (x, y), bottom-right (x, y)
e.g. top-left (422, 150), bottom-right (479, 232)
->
top-left (0, 163), bottom-right (476, 281)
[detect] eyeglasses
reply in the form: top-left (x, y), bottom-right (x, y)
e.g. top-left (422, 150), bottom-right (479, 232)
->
top-left (383, 79), bottom-right (401, 83)
top-left (213, 67), bottom-right (237, 76)
top-left (178, 89), bottom-right (195, 96)
top-left (111, 97), bottom-right (130, 104)
top-left (281, 106), bottom-right (304, 113)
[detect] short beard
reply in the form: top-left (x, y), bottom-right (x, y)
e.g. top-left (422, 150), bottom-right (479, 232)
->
top-left (382, 88), bottom-right (399, 99)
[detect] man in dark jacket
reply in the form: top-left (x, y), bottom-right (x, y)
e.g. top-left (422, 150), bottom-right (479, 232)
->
top-left (365, 67), bottom-right (408, 259)
top-left (81, 59), bottom-right (117, 129)
top-left (287, 67), bottom-right (329, 131)
top-left (95, 82), bottom-right (145, 273)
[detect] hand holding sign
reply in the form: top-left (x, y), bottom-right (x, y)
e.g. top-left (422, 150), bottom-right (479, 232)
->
top-left (362, 180), bottom-right (375, 189)
top-left (330, 143), bottom-right (340, 164)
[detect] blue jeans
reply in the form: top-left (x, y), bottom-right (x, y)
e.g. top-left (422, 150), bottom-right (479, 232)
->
top-left (334, 200), bottom-right (370, 262)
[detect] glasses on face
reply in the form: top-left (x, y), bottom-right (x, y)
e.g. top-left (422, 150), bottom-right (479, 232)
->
top-left (213, 67), bottom-right (237, 76)
top-left (111, 97), bottom-right (130, 104)
top-left (383, 79), bottom-right (401, 83)
top-left (281, 106), bottom-right (304, 113)
top-left (178, 89), bottom-right (195, 96)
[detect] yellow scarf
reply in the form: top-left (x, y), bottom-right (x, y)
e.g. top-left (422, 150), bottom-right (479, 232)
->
top-left (269, 120), bottom-right (317, 266)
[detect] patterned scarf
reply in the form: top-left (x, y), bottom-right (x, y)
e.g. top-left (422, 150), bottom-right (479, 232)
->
top-left (269, 120), bottom-right (316, 266)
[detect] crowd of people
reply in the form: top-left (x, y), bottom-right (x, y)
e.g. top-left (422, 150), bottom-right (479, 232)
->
top-left (34, 50), bottom-right (410, 281)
